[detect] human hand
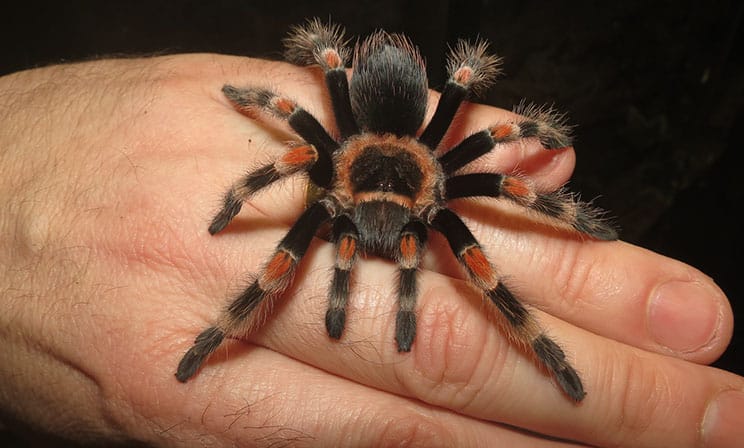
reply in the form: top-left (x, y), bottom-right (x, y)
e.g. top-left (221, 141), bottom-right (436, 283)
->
top-left (0, 54), bottom-right (739, 447)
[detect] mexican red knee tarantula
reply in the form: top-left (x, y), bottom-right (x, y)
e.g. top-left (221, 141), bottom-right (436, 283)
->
top-left (176, 19), bottom-right (617, 402)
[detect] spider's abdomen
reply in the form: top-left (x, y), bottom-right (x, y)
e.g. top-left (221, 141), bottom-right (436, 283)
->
top-left (352, 200), bottom-right (410, 258)
top-left (349, 32), bottom-right (428, 137)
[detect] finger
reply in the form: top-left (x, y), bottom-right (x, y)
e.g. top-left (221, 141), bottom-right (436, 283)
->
top-left (450, 199), bottom-right (733, 364)
top-left (195, 156), bottom-right (730, 367)
top-left (236, 248), bottom-right (744, 448)
top-left (433, 98), bottom-right (578, 191)
top-left (109, 341), bottom-right (583, 447)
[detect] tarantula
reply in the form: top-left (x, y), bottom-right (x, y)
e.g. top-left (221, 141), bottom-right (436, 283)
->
top-left (176, 19), bottom-right (617, 402)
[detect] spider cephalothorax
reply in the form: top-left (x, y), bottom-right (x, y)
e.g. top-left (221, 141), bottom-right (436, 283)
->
top-left (176, 19), bottom-right (617, 402)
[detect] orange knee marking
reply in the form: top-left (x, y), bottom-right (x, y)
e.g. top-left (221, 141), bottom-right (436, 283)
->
top-left (280, 145), bottom-right (317, 168)
top-left (263, 251), bottom-right (294, 283)
top-left (322, 49), bottom-right (342, 69)
top-left (462, 247), bottom-right (495, 285)
top-left (453, 66), bottom-right (473, 85)
top-left (503, 177), bottom-right (532, 198)
top-left (490, 124), bottom-right (515, 140)
top-left (400, 234), bottom-right (418, 262)
top-left (274, 97), bottom-right (296, 115)
top-left (338, 237), bottom-right (356, 263)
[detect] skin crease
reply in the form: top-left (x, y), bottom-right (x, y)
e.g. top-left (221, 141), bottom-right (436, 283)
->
top-left (0, 54), bottom-right (740, 447)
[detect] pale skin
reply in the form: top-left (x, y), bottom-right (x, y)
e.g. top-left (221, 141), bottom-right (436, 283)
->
top-left (0, 54), bottom-right (741, 447)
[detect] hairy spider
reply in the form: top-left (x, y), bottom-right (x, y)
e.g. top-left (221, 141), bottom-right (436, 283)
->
top-left (175, 19), bottom-right (617, 402)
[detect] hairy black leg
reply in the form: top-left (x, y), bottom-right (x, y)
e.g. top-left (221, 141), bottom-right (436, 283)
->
top-left (327, 215), bottom-right (359, 339)
top-left (222, 85), bottom-right (337, 188)
top-left (395, 220), bottom-right (428, 352)
top-left (445, 173), bottom-right (618, 240)
top-left (419, 40), bottom-right (501, 149)
top-left (438, 103), bottom-right (574, 175)
top-left (324, 70), bottom-right (358, 139)
top-left (513, 101), bottom-right (574, 150)
top-left (283, 19), bottom-right (358, 139)
top-left (430, 207), bottom-right (586, 402)
top-left (176, 202), bottom-right (332, 382)
top-left (175, 326), bottom-right (225, 382)
top-left (437, 130), bottom-right (497, 174)
top-left (418, 81), bottom-right (467, 150)
top-left (209, 144), bottom-right (320, 234)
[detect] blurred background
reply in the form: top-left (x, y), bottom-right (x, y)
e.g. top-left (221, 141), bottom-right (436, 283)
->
top-left (2, 0), bottom-right (741, 405)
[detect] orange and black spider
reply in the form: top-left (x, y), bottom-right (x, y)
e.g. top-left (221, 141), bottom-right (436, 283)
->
top-left (175, 19), bottom-right (618, 402)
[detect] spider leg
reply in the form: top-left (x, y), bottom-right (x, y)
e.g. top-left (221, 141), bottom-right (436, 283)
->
top-left (209, 143), bottom-right (320, 234)
top-left (176, 202), bottom-right (331, 382)
top-left (446, 173), bottom-right (618, 240)
top-left (438, 113), bottom-right (573, 175)
top-left (326, 214), bottom-right (359, 339)
top-left (395, 219), bottom-right (428, 351)
top-left (419, 40), bottom-right (501, 150)
top-left (430, 207), bottom-right (586, 402)
top-left (222, 85), bottom-right (337, 187)
top-left (283, 19), bottom-right (359, 139)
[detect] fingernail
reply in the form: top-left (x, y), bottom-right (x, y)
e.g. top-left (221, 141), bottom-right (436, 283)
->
top-left (702, 390), bottom-right (744, 447)
top-left (647, 280), bottom-right (720, 353)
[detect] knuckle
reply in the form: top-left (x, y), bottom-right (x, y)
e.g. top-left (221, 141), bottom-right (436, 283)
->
top-left (398, 282), bottom-right (503, 411)
top-left (601, 351), bottom-right (676, 445)
top-left (544, 239), bottom-right (602, 311)
top-left (371, 408), bottom-right (456, 447)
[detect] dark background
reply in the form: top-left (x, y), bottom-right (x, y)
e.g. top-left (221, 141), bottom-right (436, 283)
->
top-left (1, 0), bottom-right (742, 437)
